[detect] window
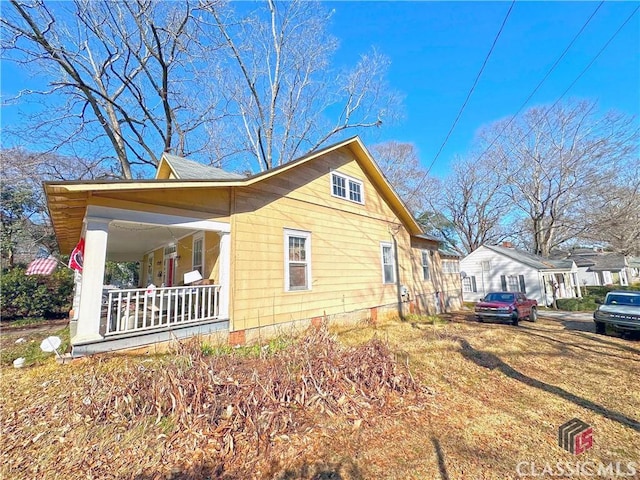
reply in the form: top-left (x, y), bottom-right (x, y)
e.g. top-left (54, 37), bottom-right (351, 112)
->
top-left (192, 234), bottom-right (204, 275)
top-left (500, 274), bottom-right (526, 293)
top-left (462, 276), bottom-right (477, 293)
top-left (331, 172), bottom-right (364, 204)
top-left (332, 174), bottom-right (346, 198)
top-left (381, 242), bottom-right (395, 284)
top-left (349, 179), bottom-right (362, 203)
top-left (146, 255), bottom-right (153, 284)
top-left (421, 250), bottom-right (430, 281)
top-left (284, 229), bottom-right (311, 291)
top-left (443, 259), bottom-right (460, 274)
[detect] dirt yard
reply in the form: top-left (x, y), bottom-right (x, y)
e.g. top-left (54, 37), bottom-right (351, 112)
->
top-left (1, 312), bottom-right (638, 479)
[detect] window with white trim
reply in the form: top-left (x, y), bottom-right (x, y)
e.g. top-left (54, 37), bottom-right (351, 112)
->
top-left (331, 172), bottom-right (364, 204)
top-left (507, 275), bottom-right (520, 292)
top-left (381, 242), bottom-right (395, 284)
top-left (192, 234), bottom-right (204, 275)
top-left (462, 276), bottom-right (477, 293)
top-left (285, 229), bottom-right (311, 291)
top-left (146, 254), bottom-right (153, 284)
top-left (442, 259), bottom-right (460, 274)
top-left (421, 250), bottom-right (430, 281)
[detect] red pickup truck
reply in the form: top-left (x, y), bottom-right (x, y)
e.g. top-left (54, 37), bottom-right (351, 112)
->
top-left (474, 292), bottom-right (538, 326)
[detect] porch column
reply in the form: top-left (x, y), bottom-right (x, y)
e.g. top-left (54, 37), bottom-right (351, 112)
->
top-left (218, 231), bottom-right (231, 319)
top-left (74, 217), bottom-right (110, 344)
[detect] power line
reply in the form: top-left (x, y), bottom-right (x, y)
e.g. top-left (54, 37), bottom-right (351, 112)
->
top-left (494, 4), bottom-right (639, 163)
top-left (473, 1), bottom-right (605, 164)
top-left (408, 2), bottom-right (638, 211)
top-left (424, 0), bottom-right (516, 177)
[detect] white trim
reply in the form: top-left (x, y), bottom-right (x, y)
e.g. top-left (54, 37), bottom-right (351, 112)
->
top-left (218, 232), bottom-right (231, 318)
top-left (620, 269), bottom-right (628, 286)
top-left (380, 242), bottom-right (395, 284)
top-left (284, 228), bottom-right (312, 292)
top-left (192, 232), bottom-right (204, 275)
top-left (421, 249), bottom-right (431, 281)
top-left (330, 171), bottom-right (364, 204)
top-left (75, 218), bottom-right (109, 343)
top-left (145, 252), bottom-right (154, 285)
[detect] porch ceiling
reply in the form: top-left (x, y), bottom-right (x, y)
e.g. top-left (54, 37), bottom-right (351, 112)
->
top-left (107, 221), bottom-right (197, 262)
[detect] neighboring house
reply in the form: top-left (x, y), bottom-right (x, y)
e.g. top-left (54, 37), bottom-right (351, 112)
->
top-left (45, 136), bottom-right (462, 356)
top-left (460, 244), bottom-right (581, 306)
top-left (550, 248), bottom-right (640, 287)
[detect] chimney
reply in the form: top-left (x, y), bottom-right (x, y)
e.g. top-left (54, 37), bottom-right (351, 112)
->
top-left (502, 241), bottom-right (514, 248)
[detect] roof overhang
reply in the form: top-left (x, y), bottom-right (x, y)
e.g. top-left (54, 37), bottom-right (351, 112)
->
top-left (45, 136), bottom-right (424, 253)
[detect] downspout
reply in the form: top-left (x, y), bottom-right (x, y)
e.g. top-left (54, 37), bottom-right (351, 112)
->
top-left (392, 235), bottom-right (404, 320)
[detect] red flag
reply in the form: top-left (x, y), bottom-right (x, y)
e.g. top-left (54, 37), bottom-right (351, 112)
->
top-left (26, 256), bottom-right (58, 275)
top-left (69, 238), bottom-right (85, 273)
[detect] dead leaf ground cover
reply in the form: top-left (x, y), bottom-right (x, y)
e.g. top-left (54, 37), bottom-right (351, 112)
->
top-left (1, 313), bottom-right (638, 479)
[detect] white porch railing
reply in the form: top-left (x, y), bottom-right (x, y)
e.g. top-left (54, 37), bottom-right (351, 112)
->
top-left (104, 284), bottom-right (221, 336)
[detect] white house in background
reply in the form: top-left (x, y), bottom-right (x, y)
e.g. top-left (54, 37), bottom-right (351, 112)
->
top-left (460, 244), bottom-right (582, 306)
top-left (553, 249), bottom-right (640, 287)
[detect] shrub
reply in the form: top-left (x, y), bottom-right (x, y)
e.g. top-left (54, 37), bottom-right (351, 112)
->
top-left (0, 266), bottom-right (74, 319)
top-left (555, 296), bottom-right (598, 312)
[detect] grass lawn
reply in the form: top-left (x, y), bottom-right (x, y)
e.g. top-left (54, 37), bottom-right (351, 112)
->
top-left (1, 313), bottom-right (638, 479)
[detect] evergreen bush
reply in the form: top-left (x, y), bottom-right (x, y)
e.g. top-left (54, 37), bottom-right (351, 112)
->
top-left (1, 266), bottom-right (74, 319)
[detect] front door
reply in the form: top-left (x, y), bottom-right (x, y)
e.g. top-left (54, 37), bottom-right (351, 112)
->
top-left (164, 256), bottom-right (175, 287)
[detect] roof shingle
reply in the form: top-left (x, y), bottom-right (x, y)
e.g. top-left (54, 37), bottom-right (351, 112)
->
top-left (162, 153), bottom-right (244, 180)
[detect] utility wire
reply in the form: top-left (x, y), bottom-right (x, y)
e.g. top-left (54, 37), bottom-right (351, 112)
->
top-left (408, 2), bottom-right (638, 211)
top-left (424, 0), bottom-right (516, 178)
top-left (472, 1), bottom-right (605, 164)
top-left (493, 4), bottom-right (639, 164)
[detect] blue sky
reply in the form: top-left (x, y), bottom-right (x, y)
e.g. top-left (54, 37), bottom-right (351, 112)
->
top-left (327, 1), bottom-right (640, 177)
top-left (1, 1), bottom-right (638, 179)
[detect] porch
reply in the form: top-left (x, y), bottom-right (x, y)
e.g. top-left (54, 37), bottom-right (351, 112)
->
top-left (541, 271), bottom-right (582, 306)
top-left (70, 205), bottom-right (231, 356)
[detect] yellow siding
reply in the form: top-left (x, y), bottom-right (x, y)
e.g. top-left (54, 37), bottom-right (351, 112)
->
top-left (204, 232), bottom-right (220, 281)
top-left (175, 236), bottom-right (192, 286)
top-left (141, 254), bottom-right (149, 286)
top-left (89, 188), bottom-right (231, 220)
top-left (230, 149), bottom-right (424, 330)
top-left (150, 247), bottom-right (163, 285)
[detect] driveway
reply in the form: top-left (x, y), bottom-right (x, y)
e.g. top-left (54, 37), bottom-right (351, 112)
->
top-left (538, 309), bottom-right (640, 339)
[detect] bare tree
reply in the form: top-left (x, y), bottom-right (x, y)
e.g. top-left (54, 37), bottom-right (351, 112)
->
top-left (200, 0), bottom-right (402, 171)
top-left (1, 0), bottom-right (223, 178)
top-left (483, 100), bottom-right (639, 257)
top-left (3, 0), bottom-right (402, 177)
top-left (585, 179), bottom-right (640, 256)
top-left (420, 156), bottom-right (510, 255)
top-left (369, 141), bottom-right (427, 215)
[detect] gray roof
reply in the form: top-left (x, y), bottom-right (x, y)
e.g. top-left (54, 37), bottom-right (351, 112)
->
top-left (629, 257), bottom-right (640, 268)
top-left (587, 253), bottom-right (627, 272)
top-left (439, 246), bottom-right (461, 258)
top-left (484, 244), bottom-right (574, 271)
top-left (414, 233), bottom-right (442, 242)
top-left (162, 153), bottom-right (244, 180)
top-left (572, 257), bottom-right (596, 268)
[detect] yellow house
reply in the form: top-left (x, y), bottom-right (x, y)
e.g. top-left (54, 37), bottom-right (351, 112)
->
top-left (45, 136), bottom-right (462, 355)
